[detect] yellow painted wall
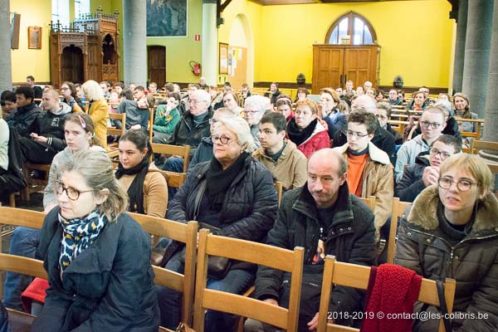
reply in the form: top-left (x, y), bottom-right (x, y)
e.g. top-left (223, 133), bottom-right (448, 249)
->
top-left (146, 0), bottom-right (202, 83)
top-left (218, 0), bottom-right (262, 85)
top-left (256, 0), bottom-right (454, 88)
top-left (10, 0), bottom-right (52, 83)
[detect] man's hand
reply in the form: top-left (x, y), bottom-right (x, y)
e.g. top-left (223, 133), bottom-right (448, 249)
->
top-left (422, 166), bottom-right (439, 187)
top-left (30, 133), bottom-right (48, 144)
top-left (263, 298), bottom-right (278, 306)
top-left (307, 312), bottom-right (320, 331)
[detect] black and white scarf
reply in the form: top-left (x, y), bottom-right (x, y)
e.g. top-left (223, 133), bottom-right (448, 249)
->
top-left (58, 209), bottom-right (107, 272)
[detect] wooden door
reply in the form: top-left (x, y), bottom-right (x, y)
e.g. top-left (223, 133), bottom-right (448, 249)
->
top-left (148, 46), bottom-right (166, 87)
top-left (344, 47), bottom-right (378, 89)
top-left (87, 36), bottom-right (101, 82)
top-left (312, 45), bottom-right (380, 93)
top-left (312, 46), bottom-right (343, 93)
top-left (61, 46), bottom-right (84, 83)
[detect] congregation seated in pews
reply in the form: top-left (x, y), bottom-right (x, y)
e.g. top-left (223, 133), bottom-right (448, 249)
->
top-left (0, 77), bottom-right (496, 331)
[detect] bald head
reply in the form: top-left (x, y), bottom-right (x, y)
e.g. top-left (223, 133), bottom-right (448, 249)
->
top-left (352, 95), bottom-right (376, 114)
top-left (307, 149), bottom-right (347, 208)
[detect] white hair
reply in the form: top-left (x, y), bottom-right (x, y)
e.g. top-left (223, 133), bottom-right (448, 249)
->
top-left (217, 116), bottom-right (256, 153)
top-left (352, 95), bottom-right (376, 113)
top-left (192, 89), bottom-right (211, 103)
top-left (244, 95), bottom-right (271, 113)
top-left (82, 80), bottom-right (105, 101)
top-left (434, 99), bottom-right (453, 116)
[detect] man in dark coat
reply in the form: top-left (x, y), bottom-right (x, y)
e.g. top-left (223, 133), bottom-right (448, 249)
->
top-left (246, 149), bottom-right (376, 332)
top-left (395, 134), bottom-right (461, 202)
top-left (7, 86), bottom-right (42, 138)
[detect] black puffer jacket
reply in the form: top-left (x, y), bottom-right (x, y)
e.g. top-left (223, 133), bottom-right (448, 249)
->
top-left (167, 110), bottom-right (213, 157)
top-left (6, 103), bottom-right (42, 137)
top-left (254, 184), bottom-right (376, 326)
top-left (34, 208), bottom-right (159, 332)
top-left (395, 152), bottom-right (430, 202)
top-left (167, 157), bottom-right (278, 242)
top-left (395, 187), bottom-right (498, 331)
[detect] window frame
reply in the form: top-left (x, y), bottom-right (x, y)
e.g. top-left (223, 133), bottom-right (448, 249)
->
top-left (325, 11), bottom-right (377, 45)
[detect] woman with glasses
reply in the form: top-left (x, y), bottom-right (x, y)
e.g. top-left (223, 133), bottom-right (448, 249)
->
top-left (395, 153), bottom-right (498, 331)
top-left (32, 150), bottom-right (159, 331)
top-left (60, 81), bottom-right (83, 113)
top-left (116, 129), bottom-right (167, 217)
top-left (287, 99), bottom-right (331, 158)
top-left (157, 116), bottom-right (278, 331)
top-left (3, 113), bottom-right (106, 312)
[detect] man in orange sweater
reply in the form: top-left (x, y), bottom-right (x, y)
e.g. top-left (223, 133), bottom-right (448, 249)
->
top-left (332, 111), bottom-right (393, 240)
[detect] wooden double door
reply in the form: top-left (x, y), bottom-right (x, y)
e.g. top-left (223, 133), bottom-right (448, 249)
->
top-left (312, 44), bottom-right (380, 93)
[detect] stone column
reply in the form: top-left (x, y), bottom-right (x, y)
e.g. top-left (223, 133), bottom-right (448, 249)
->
top-left (452, 0), bottom-right (468, 93)
top-left (122, 0), bottom-right (146, 86)
top-left (202, 0), bottom-right (218, 86)
top-left (0, 0), bottom-right (13, 91)
top-left (461, 0), bottom-right (493, 118)
top-left (481, 0), bottom-right (498, 165)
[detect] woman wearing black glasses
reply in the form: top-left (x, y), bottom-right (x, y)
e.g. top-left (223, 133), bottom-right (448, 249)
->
top-left (33, 150), bottom-right (159, 331)
top-left (157, 115), bottom-right (278, 332)
top-left (395, 153), bottom-right (498, 331)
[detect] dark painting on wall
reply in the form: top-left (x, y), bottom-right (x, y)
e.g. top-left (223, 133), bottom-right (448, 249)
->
top-left (147, 0), bottom-right (187, 37)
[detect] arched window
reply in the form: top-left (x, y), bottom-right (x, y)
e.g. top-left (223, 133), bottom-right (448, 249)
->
top-left (326, 12), bottom-right (377, 45)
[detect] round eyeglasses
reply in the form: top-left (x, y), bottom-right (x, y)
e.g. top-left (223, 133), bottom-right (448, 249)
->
top-left (438, 177), bottom-right (477, 192)
top-left (55, 181), bottom-right (94, 201)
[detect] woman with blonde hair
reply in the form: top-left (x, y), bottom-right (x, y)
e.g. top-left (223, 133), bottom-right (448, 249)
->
top-left (395, 153), bottom-right (498, 331)
top-left (82, 80), bottom-right (109, 149)
top-left (33, 151), bottom-right (159, 331)
top-left (158, 115), bottom-right (278, 331)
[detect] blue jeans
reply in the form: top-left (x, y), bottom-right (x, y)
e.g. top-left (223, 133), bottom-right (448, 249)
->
top-left (157, 251), bottom-right (254, 331)
top-left (3, 227), bottom-right (40, 310)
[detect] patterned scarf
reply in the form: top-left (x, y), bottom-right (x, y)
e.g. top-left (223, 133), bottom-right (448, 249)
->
top-left (58, 209), bottom-right (107, 272)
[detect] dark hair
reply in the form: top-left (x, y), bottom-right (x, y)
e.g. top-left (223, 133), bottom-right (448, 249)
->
top-left (260, 112), bottom-right (287, 133)
top-left (119, 129), bottom-right (153, 159)
top-left (120, 89), bottom-right (134, 100)
top-left (224, 82), bottom-right (231, 87)
top-left (164, 83), bottom-right (175, 93)
top-left (376, 102), bottom-right (392, 118)
top-left (347, 111), bottom-right (378, 135)
top-left (15, 86), bottom-right (35, 101)
top-left (26, 75), bottom-right (35, 81)
top-left (1, 90), bottom-right (16, 103)
top-left (135, 85), bottom-right (145, 91)
top-left (432, 134), bottom-right (462, 153)
top-left (168, 92), bottom-right (181, 102)
top-left (113, 81), bottom-right (124, 88)
top-left (61, 81), bottom-right (82, 104)
top-left (275, 98), bottom-right (292, 108)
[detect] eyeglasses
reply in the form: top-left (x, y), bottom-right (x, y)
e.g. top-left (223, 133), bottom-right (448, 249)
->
top-left (430, 147), bottom-right (451, 159)
top-left (55, 181), bottom-right (94, 201)
top-left (243, 110), bottom-right (260, 114)
top-left (420, 121), bottom-right (442, 129)
top-left (345, 130), bottom-right (369, 138)
top-left (212, 135), bottom-right (231, 145)
top-left (60, 87), bottom-right (69, 91)
top-left (438, 177), bottom-right (477, 192)
top-left (375, 114), bottom-right (388, 120)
